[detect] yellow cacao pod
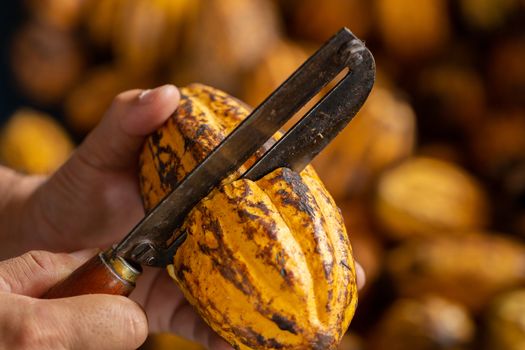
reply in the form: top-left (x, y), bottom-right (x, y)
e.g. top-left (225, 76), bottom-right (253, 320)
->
top-left (139, 84), bottom-right (357, 350)
top-left (369, 296), bottom-right (475, 350)
top-left (417, 64), bottom-right (486, 133)
top-left (459, 0), bottom-right (519, 30)
top-left (10, 21), bottom-right (85, 105)
top-left (142, 333), bottom-right (204, 350)
top-left (84, 0), bottom-right (197, 74)
top-left (485, 289), bottom-right (525, 350)
top-left (387, 234), bottom-right (525, 311)
top-left (375, 157), bottom-right (489, 240)
top-left (242, 40), bottom-right (311, 107)
top-left (488, 36), bottom-right (525, 105)
top-left (64, 65), bottom-right (153, 135)
top-left (289, 0), bottom-right (371, 42)
top-left (174, 0), bottom-right (280, 92)
top-left (375, 0), bottom-right (450, 60)
top-left (0, 109), bottom-right (74, 174)
top-left (24, 0), bottom-right (87, 30)
top-left (338, 333), bottom-right (365, 350)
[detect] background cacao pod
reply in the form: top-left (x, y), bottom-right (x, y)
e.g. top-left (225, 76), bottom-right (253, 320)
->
top-left (387, 234), bottom-right (525, 311)
top-left (484, 289), bottom-right (525, 350)
top-left (0, 109), bottom-right (73, 174)
top-left (375, 157), bottom-right (489, 240)
top-left (368, 296), bottom-right (475, 350)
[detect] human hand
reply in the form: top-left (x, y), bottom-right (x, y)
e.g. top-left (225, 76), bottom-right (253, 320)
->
top-left (12, 85), bottom-right (365, 349)
top-left (0, 249), bottom-right (147, 350)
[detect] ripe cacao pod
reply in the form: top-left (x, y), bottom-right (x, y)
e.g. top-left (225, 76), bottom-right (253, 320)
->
top-left (174, 0), bottom-right (280, 93)
top-left (417, 64), bottom-right (486, 134)
top-left (24, 0), bottom-right (86, 30)
top-left (288, 0), bottom-right (371, 42)
top-left (313, 87), bottom-right (416, 200)
top-left (375, 157), bottom-right (489, 240)
top-left (375, 0), bottom-right (450, 60)
top-left (112, 0), bottom-right (198, 74)
top-left (485, 289), bottom-right (525, 350)
top-left (84, 0), bottom-right (197, 75)
top-left (459, 0), bottom-right (519, 31)
top-left (369, 296), bottom-right (475, 350)
top-left (142, 333), bottom-right (204, 350)
top-left (0, 109), bottom-right (74, 174)
top-left (488, 36), bottom-right (525, 105)
top-left (64, 65), bottom-right (153, 134)
top-left (469, 110), bottom-right (525, 178)
top-left (10, 21), bottom-right (85, 105)
top-left (387, 234), bottom-right (525, 311)
top-left (338, 200), bottom-right (383, 293)
top-left (338, 333), bottom-right (365, 350)
top-left (242, 40), bottom-right (310, 107)
top-left (139, 84), bottom-right (357, 350)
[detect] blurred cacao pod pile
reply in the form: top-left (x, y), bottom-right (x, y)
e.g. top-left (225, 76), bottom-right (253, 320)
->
top-left (0, 0), bottom-right (524, 349)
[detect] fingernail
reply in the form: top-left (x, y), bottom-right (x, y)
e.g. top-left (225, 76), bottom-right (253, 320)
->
top-left (69, 248), bottom-right (100, 262)
top-left (355, 262), bottom-right (366, 291)
top-left (138, 89), bottom-right (152, 101)
top-left (138, 84), bottom-right (176, 103)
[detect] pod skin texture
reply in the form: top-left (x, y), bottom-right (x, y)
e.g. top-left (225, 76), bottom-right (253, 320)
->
top-left (139, 84), bottom-right (357, 350)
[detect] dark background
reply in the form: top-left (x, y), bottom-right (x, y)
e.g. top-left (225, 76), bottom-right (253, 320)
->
top-left (0, 2), bottom-right (26, 124)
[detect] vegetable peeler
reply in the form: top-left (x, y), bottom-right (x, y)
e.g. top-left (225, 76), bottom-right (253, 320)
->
top-left (43, 28), bottom-right (375, 299)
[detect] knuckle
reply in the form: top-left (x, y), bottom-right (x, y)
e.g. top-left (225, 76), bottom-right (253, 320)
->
top-left (22, 250), bottom-right (53, 272)
top-left (0, 271), bottom-right (11, 293)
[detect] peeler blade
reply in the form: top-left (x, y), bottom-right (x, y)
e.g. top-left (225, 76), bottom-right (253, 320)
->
top-left (113, 28), bottom-right (375, 267)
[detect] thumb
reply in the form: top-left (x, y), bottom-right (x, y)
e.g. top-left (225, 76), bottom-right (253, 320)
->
top-left (0, 249), bottom-right (97, 297)
top-left (0, 292), bottom-right (147, 350)
top-left (74, 84), bottom-right (180, 172)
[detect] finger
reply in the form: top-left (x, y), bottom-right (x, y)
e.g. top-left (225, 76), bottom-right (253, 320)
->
top-left (0, 249), bottom-right (97, 297)
top-left (132, 269), bottom-right (234, 349)
top-left (355, 262), bottom-right (366, 291)
top-left (75, 84), bottom-right (180, 172)
top-left (0, 293), bottom-right (147, 350)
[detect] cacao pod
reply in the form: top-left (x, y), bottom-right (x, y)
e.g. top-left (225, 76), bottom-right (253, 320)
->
top-left (488, 36), bottom-right (525, 105)
top-left (485, 289), bottom-right (525, 350)
top-left (84, 0), bottom-right (197, 74)
top-left (24, 0), bottom-right (87, 30)
top-left (0, 109), bottom-right (74, 174)
top-left (338, 200), bottom-right (383, 293)
top-left (338, 333), bottom-right (365, 350)
top-left (313, 87), bottom-right (416, 200)
top-left (375, 0), bottom-right (450, 61)
top-left (242, 40), bottom-right (310, 107)
top-left (139, 84), bottom-right (357, 350)
top-left (469, 109), bottom-right (525, 178)
top-left (417, 64), bottom-right (486, 134)
top-left (387, 234), bottom-right (525, 311)
top-left (83, 0), bottom-right (125, 48)
top-left (112, 0), bottom-right (198, 74)
top-left (375, 157), bottom-right (489, 240)
top-left (64, 65), bottom-right (153, 134)
top-left (141, 333), bottom-right (204, 350)
top-left (459, 0), bottom-right (519, 31)
top-left (10, 21), bottom-right (85, 105)
top-left (174, 0), bottom-right (281, 93)
top-left (288, 0), bottom-right (371, 42)
top-left (369, 296), bottom-right (474, 350)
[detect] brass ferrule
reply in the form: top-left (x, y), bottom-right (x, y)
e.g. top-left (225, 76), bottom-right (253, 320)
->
top-left (103, 250), bottom-right (142, 285)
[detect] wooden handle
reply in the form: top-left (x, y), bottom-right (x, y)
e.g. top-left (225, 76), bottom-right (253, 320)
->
top-left (42, 251), bottom-right (142, 299)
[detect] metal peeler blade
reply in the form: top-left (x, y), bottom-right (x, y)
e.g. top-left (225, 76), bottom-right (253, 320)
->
top-left (113, 28), bottom-right (376, 267)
